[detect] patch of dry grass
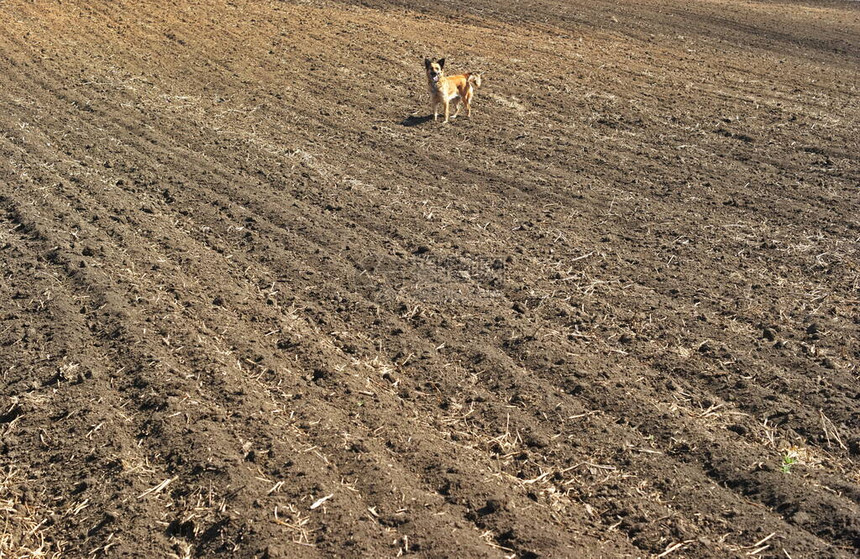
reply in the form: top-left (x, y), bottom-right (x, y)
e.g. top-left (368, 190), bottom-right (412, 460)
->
top-left (0, 467), bottom-right (62, 559)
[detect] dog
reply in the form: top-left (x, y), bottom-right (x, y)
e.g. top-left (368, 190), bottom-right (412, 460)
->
top-left (424, 57), bottom-right (482, 123)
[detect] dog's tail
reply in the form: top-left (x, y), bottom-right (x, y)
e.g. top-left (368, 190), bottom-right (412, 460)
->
top-left (468, 73), bottom-right (482, 88)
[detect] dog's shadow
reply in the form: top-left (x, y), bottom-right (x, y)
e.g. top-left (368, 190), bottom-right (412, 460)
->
top-left (400, 115), bottom-right (434, 127)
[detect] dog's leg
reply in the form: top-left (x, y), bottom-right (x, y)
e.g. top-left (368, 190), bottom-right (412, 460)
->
top-left (464, 87), bottom-right (473, 118)
top-left (433, 101), bottom-right (438, 122)
top-left (444, 100), bottom-right (450, 123)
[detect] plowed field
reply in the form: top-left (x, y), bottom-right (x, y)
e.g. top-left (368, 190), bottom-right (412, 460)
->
top-left (1, 0), bottom-right (858, 557)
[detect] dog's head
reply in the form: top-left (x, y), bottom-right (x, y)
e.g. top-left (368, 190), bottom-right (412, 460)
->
top-left (424, 57), bottom-right (445, 84)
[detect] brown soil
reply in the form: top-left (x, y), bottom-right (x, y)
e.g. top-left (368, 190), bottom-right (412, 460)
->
top-left (1, 0), bottom-right (858, 557)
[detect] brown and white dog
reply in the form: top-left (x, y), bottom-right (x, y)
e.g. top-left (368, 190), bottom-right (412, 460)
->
top-left (424, 57), bottom-right (482, 123)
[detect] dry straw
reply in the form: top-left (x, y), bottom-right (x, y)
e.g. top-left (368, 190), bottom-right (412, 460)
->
top-left (1, 467), bottom-right (62, 559)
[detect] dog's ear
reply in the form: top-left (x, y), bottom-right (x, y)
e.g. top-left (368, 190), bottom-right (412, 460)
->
top-left (424, 57), bottom-right (431, 69)
top-left (438, 58), bottom-right (445, 69)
